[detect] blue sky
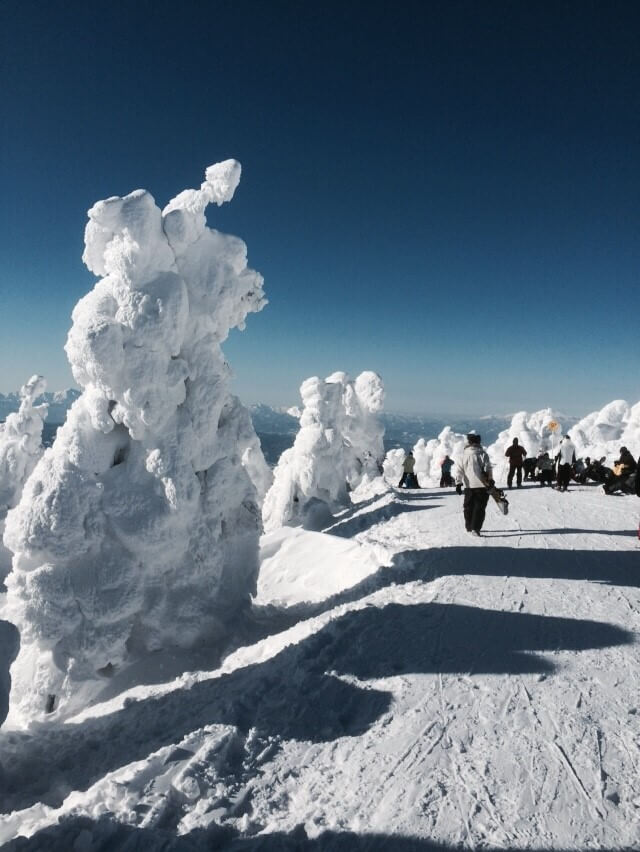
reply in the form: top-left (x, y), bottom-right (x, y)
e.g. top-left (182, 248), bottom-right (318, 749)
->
top-left (1, 0), bottom-right (638, 415)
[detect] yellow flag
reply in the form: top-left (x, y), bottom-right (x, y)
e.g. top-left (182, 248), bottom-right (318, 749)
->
top-left (548, 420), bottom-right (558, 432)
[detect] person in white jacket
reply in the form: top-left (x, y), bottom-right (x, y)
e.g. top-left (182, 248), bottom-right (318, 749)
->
top-left (455, 434), bottom-right (493, 535)
top-left (555, 435), bottom-right (576, 492)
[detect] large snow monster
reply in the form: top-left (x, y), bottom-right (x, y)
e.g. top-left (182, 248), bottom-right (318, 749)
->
top-left (3, 161), bottom-right (267, 722)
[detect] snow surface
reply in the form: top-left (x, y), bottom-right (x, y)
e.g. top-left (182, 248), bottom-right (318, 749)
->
top-left (262, 372), bottom-right (385, 532)
top-left (1, 478), bottom-right (639, 849)
top-left (2, 162), bottom-right (269, 724)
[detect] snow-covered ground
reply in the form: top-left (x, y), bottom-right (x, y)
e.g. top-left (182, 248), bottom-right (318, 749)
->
top-left (1, 479), bottom-right (638, 850)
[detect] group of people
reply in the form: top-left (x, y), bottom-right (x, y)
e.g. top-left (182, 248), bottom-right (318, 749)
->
top-left (397, 433), bottom-right (640, 536)
top-left (504, 435), bottom-right (577, 492)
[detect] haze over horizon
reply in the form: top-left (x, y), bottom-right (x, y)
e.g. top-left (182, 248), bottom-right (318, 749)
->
top-left (1, 0), bottom-right (638, 415)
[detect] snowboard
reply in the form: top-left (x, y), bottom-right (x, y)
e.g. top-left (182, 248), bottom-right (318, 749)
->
top-left (487, 484), bottom-right (509, 515)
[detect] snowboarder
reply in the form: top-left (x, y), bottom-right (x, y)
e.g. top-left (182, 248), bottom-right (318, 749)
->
top-left (398, 450), bottom-right (419, 489)
top-left (555, 435), bottom-right (576, 492)
top-left (455, 433), bottom-right (493, 536)
top-left (505, 437), bottom-right (527, 489)
top-left (439, 455), bottom-right (455, 487)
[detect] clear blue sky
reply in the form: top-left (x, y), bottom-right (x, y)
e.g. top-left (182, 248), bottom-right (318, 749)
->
top-left (1, 0), bottom-right (638, 415)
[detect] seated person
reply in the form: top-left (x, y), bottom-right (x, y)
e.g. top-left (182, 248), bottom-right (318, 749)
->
top-left (604, 447), bottom-right (637, 494)
top-left (536, 452), bottom-right (555, 486)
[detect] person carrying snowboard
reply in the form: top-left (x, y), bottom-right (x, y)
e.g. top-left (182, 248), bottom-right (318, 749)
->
top-left (505, 437), bottom-right (527, 489)
top-left (455, 433), bottom-right (493, 536)
top-left (555, 435), bottom-right (576, 492)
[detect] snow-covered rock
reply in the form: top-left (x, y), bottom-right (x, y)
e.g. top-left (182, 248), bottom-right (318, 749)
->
top-left (0, 376), bottom-right (48, 582)
top-left (2, 161), bottom-right (268, 723)
top-left (262, 372), bottom-right (385, 532)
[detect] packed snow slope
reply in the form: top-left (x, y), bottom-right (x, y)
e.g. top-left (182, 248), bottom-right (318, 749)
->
top-left (1, 480), bottom-right (639, 850)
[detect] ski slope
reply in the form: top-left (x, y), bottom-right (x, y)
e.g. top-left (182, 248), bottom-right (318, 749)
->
top-left (1, 482), bottom-right (639, 850)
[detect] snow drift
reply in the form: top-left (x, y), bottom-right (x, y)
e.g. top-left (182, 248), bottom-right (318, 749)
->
top-left (0, 375), bottom-right (47, 583)
top-left (2, 160), bottom-right (268, 723)
top-left (262, 371), bottom-right (385, 532)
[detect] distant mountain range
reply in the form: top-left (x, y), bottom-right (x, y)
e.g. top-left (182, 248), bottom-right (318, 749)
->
top-left (3, 391), bottom-right (573, 465)
top-left (248, 405), bottom-right (516, 449)
top-left (0, 388), bottom-right (80, 424)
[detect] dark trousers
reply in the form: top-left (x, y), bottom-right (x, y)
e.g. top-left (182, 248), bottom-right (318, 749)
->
top-left (557, 463), bottom-right (571, 490)
top-left (464, 488), bottom-right (490, 532)
top-left (507, 463), bottom-right (523, 487)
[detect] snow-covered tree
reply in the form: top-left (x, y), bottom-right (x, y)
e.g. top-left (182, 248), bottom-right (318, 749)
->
top-left (0, 375), bottom-right (47, 582)
top-left (487, 409), bottom-right (564, 470)
top-left (262, 371), bottom-right (384, 531)
top-left (3, 161), bottom-right (268, 722)
top-left (412, 427), bottom-right (466, 487)
top-left (570, 399), bottom-right (640, 462)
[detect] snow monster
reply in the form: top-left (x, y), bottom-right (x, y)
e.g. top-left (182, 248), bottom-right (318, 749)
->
top-left (3, 161), bottom-right (267, 722)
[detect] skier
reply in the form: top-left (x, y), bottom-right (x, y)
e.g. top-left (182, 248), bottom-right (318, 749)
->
top-left (398, 450), bottom-right (418, 488)
top-left (439, 455), bottom-right (455, 487)
top-left (555, 435), bottom-right (576, 492)
top-left (455, 433), bottom-right (493, 536)
top-left (505, 437), bottom-right (527, 489)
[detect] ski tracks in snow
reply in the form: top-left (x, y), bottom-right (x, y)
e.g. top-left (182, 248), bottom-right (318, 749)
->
top-left (1, 483), bottom-right (639, 848)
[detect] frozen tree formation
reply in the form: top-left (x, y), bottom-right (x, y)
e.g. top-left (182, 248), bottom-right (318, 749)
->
top-left (2, 160), bottom-right (268, 723)
top-left (262, 371), bottom-right (385, 532)
top-left (0, 375), bottom-right (48, 583)
top-left (412, 427), bottom-right (466, 487)
top-left (383, 428), bottom-right (465, 488)
top-left (486, 409), bottom-right (565, 469)
top-left (570, 399), bottom-right (640, 461)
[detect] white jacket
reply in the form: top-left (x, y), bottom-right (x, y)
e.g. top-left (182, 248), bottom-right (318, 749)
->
top-left (557, 439), bottom-right (576, 465)
top-left (456, 444), bottom-right (493, 489)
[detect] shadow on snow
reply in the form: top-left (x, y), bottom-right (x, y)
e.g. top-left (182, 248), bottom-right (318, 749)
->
top-left (0, 588), bottom-right (632, 813)
top-left (2, 815), bottom-right (632, 851)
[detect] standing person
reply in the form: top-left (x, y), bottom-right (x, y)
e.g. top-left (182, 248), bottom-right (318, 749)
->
top-left (505, 437), bottom-right (527, 489)
top-left (555, 435), bottom-right (576, 492)
top-left (398, 450), bottom-right (416, 488)
top-left (440, 454), bottom-right (454, 487)
top-left (455, 433), bottom-right (493, 536)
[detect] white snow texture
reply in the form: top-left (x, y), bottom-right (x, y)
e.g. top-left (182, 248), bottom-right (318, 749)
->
top-left (2, 161), bottom-right (268, 724)
top-left (262, 371), bottom-right (385, 532)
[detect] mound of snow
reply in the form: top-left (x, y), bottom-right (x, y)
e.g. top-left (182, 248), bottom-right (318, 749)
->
top-left (256, 526), bottom-right (385, 607)
top-left (262, 371), bottom-right (385, 532)
top-left (2, 161), bottom-right (268, 724)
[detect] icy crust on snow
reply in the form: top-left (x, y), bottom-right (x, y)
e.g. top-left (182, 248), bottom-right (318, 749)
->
top-left (2, 161), bottom-right (269, 724)
top-left (262, 371), bottom-right (384, 532)
top-left (0, 376), bottom-right (47, 582)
